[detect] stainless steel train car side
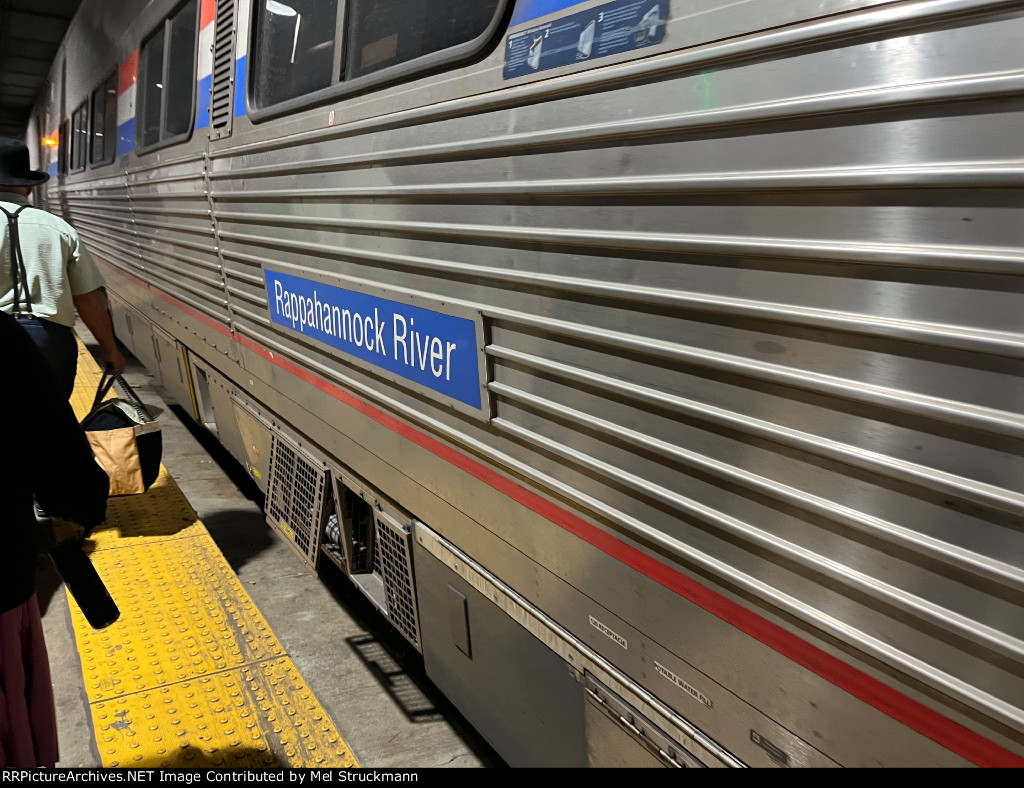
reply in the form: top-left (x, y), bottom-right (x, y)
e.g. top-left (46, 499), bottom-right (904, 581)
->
top-left (32, 0), bottom-right (1024, 767)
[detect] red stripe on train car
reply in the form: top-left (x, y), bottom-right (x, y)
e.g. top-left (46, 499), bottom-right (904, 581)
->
top-left (118, 50), bottom-right (138, 95)
top-left (200, 0), bottom-right (216, 30)
top-left (109, 267), bottom-right (1024, 768)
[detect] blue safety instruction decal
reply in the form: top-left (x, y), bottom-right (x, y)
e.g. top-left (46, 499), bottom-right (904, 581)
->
top-left (264, 269), bottom-right (482, 410)
top-left (504, 0), bottom-right (668, 79)
top-left (510, 0), bottom-right (590, 26)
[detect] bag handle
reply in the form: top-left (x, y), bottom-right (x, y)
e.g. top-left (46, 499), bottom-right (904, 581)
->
top-left (89, 371), bottom-right (151, 419)
top-left (89, 370), bottom-right (119, 414)
top-left (115, 374), bottom-right (151, 417)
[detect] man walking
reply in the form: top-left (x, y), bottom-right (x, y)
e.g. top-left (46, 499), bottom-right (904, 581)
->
top-left (0, 137), bottom-right (124, 398)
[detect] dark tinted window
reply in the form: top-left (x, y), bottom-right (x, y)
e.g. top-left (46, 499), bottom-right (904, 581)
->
top-left (251, 0), bottom-right (504, 110)
top-left (58, 119), bottom-right (70, 176)
top-left (139, 29), bottom-right (166, 147)
top-left (253, 0), bottom-right (339, 108)
top-left (90, 71), bottom-right (118, 165)
top-left (346, 0), bottom-right (501, 80)
top-left (166, 4), bottom-right (199, 135)
top-left (70, 103), bottom-right (88, 171)
top-left (137, 0), bottom-right (198, 149)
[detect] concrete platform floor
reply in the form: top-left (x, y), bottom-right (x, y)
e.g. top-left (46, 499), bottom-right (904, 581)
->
top-left (38, 324), bottom-right (505, 769)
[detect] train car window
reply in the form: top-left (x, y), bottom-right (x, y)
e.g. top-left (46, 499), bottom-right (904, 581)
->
top-left (250, 0), bottom-right (508, 116)
top-left (90, 71), bottom-right (119, 166)
top-left (58, 119), bottom-right (70, 176)
top-left (70, 103), bottom-right (88, 172)
top-left (139, 29), bottom-right (166, 147)
top-left (253, 0), bottom-right (340, 108)
top-left (137, 0), bottom-right (199, 151)
top-left (165, 2), bottom-right (200, 135)
top-left (346, 0), bottom-right (501, 80)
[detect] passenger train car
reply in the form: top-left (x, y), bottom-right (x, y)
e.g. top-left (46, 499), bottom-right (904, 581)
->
top-left (27, 0), bottom-right (1024, 767)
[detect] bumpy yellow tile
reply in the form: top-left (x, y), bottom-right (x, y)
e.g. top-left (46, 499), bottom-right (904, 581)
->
top-left (66, 338), bottom-right (358, 768)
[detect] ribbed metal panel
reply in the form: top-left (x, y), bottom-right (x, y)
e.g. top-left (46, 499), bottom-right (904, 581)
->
top-left (208, 1), bottom-right (1024, 761)
top-left (54, 0), bottom-right (1024, 766)
top-left (62, 178), bottom-right (140, 279)
top-left (127, 155), bottom-right (232, 328)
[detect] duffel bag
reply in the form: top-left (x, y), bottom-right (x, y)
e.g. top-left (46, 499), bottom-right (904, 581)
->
top-left (81, 371), bottom-right (162, 495)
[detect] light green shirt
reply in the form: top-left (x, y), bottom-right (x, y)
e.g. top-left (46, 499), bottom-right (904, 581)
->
top-left (0, 191), bottom-right (106, 327)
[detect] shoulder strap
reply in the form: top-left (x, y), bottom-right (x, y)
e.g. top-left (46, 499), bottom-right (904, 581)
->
top-left (1, 204), bottom-right (33, 315)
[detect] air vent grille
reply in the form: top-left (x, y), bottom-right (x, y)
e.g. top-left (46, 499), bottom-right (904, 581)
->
top-left (375, 512), bottom-right (420, 649)
top-left (266, 433), bottom-right (328, 566)
top-left (210, 0), bottom-right (236, 131)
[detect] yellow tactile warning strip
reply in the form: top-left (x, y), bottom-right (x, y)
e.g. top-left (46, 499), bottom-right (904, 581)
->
top-left (65, 340), bottom-right (359, 768)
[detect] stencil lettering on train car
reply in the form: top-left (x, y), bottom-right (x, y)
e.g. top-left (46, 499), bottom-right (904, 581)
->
top-left (589, 615), bottom-right (628, 649)
top-left (504, 0), bottom-right (669, 79)
top-left (654, 661), bottom-right (712, 708)
top-left (264, 269), bottom-right (484, 410)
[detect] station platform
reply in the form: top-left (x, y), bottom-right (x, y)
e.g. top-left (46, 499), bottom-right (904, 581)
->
top-left (36, 328), bottom-right (501, 769)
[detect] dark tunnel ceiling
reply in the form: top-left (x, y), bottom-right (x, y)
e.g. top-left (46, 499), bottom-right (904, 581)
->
top-left (0, 0), bottom-right (83, 138)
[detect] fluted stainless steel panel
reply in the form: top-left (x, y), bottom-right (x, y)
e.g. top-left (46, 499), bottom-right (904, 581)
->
top-left (128, 154), bottom-right (230, 323)
top-left (43, 0), bottom-right (1024, 767)
top-left (206, 0), bottom-right (1024, 762)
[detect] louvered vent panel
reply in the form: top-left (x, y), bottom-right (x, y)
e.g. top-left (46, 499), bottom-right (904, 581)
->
top-left (266, 433), bottom-right (328, 567)
top-left (210, 0), bottom-right (236, 132)
top-left (374, 512), bottom-right (420, 650)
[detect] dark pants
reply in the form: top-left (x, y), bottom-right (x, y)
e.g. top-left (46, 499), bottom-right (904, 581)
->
top-left (15, 316), bottom-right (77, 401)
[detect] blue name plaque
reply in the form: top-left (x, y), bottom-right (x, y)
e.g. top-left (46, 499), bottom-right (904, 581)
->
top-left (264, 269), bottom-right (483, 410)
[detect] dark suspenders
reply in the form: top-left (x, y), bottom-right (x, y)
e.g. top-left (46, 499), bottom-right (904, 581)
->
top-left (0, 204), bottom-right (33, 316)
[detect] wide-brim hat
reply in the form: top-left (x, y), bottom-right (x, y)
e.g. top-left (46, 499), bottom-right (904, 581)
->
top-left (0, 137), bottom-right (49, 186)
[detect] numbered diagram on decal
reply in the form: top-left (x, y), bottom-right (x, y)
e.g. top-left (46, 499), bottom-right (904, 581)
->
top-left (578, 20), bottom-right (595, 58)
top-left (528, 35), bottom-right (544, 69)
top-left (636, 6), bottom-right (661, 44)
